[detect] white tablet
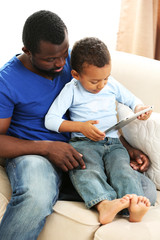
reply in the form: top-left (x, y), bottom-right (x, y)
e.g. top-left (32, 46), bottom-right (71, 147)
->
top-left (104, 106), bottom-right (153, 134)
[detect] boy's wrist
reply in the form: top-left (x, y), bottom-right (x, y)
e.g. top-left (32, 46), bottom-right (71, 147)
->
top-left (77, 121), bottom-right (84, 133)
top-left (134, 104), bottom-right (145, 113)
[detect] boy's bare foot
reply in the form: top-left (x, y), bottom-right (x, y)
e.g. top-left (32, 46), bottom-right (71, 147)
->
top-left (128, 194), bottom-right (150, 222)
top-left (96, 195), bottom-right (130, 224)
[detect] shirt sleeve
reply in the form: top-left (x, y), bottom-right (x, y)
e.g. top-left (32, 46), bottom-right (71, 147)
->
top-left (45, 81), bottom-right (74, 132)
top-left (0, 77), bottom-right (14, 118)
top-left (111, 77), bottom-right (143, 111)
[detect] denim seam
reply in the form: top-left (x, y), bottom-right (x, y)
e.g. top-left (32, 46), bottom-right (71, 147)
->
top-left (6, 161), bottom-right (18, 190)
top-left (86, 195), bottom-right (113, 208)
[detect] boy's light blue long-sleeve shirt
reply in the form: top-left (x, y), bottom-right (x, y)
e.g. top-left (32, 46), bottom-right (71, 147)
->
top-left (45, 76), bottom-right (143, 138)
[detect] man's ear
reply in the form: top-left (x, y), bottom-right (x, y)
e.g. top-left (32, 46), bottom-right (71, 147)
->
top-left (71, 70), bottom-right (80, 80)
top-left (22, 46), bottom-right (31, 56)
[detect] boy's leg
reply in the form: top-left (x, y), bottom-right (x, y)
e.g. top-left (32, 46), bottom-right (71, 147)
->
top-left (0, 155), bottom-right (62, 240)
top-left (103, 137), bottom-right (157, 205)
top-left (104, 138), bottom-right (144, 198)
top-left (102, 138), bottom-right (152, 222)
top-left (69, 139), bottom-right (117, 209)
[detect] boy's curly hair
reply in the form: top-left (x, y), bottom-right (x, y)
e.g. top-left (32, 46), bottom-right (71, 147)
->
top-left (71, 37), bottom-right (110, 73)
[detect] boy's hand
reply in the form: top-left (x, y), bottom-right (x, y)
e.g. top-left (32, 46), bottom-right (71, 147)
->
top-left (80, 120), bottom-right (105, 141)
top-left (134, 105), bottom-right (152, 120)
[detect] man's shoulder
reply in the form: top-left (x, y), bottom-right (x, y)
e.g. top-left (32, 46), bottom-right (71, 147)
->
top-left (0, 55), bottom-right (29, 92)
top-left (0, 55), bottom-right (18, 72)
top-left (57, 53), bottom-right (72, 85)
top-left (0, 55), bottom-right (23, 83)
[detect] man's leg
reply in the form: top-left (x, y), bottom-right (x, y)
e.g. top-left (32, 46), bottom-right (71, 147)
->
top-left (0, 155), bottom-right (62, 240)
top-left (139, 172), bottom-right (157, 206)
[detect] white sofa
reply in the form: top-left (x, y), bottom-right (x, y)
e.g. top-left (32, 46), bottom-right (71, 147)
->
top-left (0, 51), bottom-right (160, 240)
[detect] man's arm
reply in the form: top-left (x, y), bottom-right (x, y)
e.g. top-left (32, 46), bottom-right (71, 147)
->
top-left (120, 135), bottom-right (150, 172)
top-left (0, 118), bottom-right (85, 172)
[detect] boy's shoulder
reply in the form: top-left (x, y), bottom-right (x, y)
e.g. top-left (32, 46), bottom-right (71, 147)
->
top-left (108, 75), bottom-right (121, 87)
top-left (65, 78), bottom-right (78, 87)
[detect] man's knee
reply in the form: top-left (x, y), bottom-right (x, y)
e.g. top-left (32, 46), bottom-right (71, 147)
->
top-left (8, 155), bottom-right (61, 208)
top-left (140, 173), bottom-right (157, 205)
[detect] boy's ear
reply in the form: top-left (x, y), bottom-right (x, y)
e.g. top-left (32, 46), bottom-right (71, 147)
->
top-left (71, 70), bottom-right (80, 80)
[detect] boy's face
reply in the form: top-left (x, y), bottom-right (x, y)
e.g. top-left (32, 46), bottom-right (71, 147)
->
top-left (72, 63), bottom-right (111, 94)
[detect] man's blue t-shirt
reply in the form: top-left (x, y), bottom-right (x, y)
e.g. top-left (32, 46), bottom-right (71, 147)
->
top-left (0, 54), bottom-right (72, 141)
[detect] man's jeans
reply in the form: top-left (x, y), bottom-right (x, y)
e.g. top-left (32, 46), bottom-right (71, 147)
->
top-left (0, 155), bottom-right (62, 240)
top-left (69, 137), bottom-right (157, 208)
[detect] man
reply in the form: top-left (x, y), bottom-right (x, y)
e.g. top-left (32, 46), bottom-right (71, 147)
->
top-left (0, 10), bottom-right (156, 240)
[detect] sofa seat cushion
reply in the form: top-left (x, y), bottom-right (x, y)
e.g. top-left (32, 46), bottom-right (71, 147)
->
top-left (0, 166), bottom-right (12, 200)
top-left (0, 166), bottom-right (11, 223)
top-left (39, 193), bottom-right (160, 240)
top-left (38, 201), bottom-right (100, 240)
top-left (0, 193), bottom-right (9, 222)
top-left (94, 205), bottom-right (160, 240)
top-left (94, 190), bottom-right (160, 240)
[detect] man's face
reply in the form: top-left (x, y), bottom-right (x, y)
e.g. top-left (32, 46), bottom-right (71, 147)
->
top-left (30, 32), bottom-right (69, 78)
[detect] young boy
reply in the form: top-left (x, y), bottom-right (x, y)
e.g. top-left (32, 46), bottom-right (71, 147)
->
top-left (45, 37), bottom-right (152, 224)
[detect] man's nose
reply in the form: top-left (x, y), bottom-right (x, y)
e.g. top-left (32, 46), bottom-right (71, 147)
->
top-left (54, 57), bottom-right (66, 67)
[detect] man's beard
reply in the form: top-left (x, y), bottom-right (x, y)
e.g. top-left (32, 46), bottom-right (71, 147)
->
top-left (33, 64), bottom-right (63, 79)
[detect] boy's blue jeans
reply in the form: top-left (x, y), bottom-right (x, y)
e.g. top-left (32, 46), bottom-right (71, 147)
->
top-left (69, 137), bottom-right (157, 208)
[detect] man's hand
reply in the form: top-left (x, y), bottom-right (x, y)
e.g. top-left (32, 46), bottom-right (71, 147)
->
top-left (129, 148), bottom-right (150, 172)
top-left (119, 135), bottom-right (150, 172)
top-left (44, 141), bottom-right (86, 172)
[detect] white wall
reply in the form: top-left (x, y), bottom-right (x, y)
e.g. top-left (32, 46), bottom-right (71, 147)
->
top-left (0, 0), bottom-right (121, 66)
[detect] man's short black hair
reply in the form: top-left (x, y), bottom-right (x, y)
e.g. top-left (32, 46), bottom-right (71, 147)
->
top-left (22, 10), bottom-right (67, 54)
top-left (71, 37), bottom-right (111, 74)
